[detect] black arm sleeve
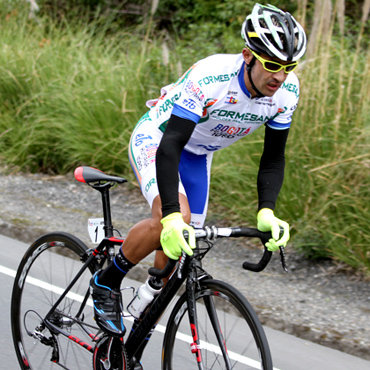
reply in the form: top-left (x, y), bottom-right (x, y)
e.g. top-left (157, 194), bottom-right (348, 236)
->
top-left (257, 125), bottom-right (289, 211)
top-left (156, 115), bottom-right (196, 217)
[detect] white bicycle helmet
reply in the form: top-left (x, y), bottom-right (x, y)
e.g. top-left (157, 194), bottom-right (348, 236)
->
top-left (241, 3), bottom-right (307, 62)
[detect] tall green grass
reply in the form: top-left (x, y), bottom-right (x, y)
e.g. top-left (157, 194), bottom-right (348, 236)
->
top-left (0, 3), bottom-right (369, 276)
top-left (0, 8), bottom-right (179, 174)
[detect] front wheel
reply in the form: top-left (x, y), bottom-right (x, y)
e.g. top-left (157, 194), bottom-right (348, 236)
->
top-left (11, 232), bottom-right (100, 370)
top-left (162, 279), bottom-right (273, 370)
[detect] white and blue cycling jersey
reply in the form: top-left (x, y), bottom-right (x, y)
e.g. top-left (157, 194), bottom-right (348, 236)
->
top-left (146, 53), bottom-right (299, 155)
top-left (129, 53), bottom-right (300, 227)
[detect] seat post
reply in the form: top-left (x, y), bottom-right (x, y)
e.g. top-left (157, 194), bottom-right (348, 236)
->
top-left (98, 186), bottom-right (114, 238)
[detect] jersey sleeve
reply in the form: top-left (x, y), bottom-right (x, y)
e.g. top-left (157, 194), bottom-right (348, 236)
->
top-left (171, 62), bottom-right (209, 123)
top-left (172, 104), bottom-right (201, 124)
top-left (266, 73), bottom-right (300, 130)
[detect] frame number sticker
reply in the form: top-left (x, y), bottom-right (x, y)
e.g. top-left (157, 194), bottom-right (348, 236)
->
top-left (88, 218), bottom-right (105, 244)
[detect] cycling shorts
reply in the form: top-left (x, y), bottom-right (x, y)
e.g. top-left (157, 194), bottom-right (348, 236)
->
top-left (128, 113), bottom-right (213, 228)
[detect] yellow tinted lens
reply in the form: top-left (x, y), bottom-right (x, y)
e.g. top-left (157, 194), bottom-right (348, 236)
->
top-left (284, 63), bottom-right (298, 72)
top-left (263, 61), bottom-right (282, 72)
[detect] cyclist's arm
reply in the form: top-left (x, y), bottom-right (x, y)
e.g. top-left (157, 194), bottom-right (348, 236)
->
top-left (156, 113), bottom-right (197, 217)
top-left (257, 124), bottom-right (289, 211)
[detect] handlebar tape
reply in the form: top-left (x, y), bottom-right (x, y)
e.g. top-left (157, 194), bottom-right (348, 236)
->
top-left (148, 258), bottom-right (177, 278)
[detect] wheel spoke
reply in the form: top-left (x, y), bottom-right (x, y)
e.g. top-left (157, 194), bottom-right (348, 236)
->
top-left (11, 232), bottom-right (100, 370)
top-left (162, 279), bottom-right (273, 370)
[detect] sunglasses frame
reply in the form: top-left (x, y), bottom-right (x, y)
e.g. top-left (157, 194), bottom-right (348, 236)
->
top-left (248, 48), bottom-right (298, 73)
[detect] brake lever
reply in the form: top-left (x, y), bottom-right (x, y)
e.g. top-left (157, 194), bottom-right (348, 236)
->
top-left (279, 246), bottom-right (288, 273)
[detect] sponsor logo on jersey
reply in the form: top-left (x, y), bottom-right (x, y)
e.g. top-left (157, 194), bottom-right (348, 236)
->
top-left (196, 144), bottom-right (222, 151)
top-left (185, 80), bottom-right (205, 102)
top-left (182, 98), bottom-right (197, 110)
top-left (134, 134), bottom-right (153, 147)
top-left (145, 143), bottom-right (157, 159)
top-left (211, 123), bottom-right (251, 138)
top-left (199, 98), bottom-right (218, 123)
top-left (136, 144), bottom-right (158, 171)
top-left (255, 97), bottom-right (276, 107)
top-left (156, 93), bottom-right (181, 117)
top-left (209, 109), bottom-right (273, 123)
top-left (145, 178), bottom-right (156, 193)
top-left (197, 70), bottom-right (239, 87)
top-left (269, 106), bottom-right (288, 122)
top-left (225, 96), bottom-right (238, 104)
top-left (281, 82), bottom-right (299, 98)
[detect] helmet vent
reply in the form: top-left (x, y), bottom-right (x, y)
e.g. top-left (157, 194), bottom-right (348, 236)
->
top-left (242, 4), bottom-right (307, 61)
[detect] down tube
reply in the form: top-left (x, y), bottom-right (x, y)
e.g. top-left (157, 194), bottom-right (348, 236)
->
top-left (125, 267), bottom-right (187, 359)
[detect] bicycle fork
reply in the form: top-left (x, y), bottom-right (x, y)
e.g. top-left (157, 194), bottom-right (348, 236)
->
top-left (186, 269), bottom-right (205, 370)
top-left (187, 271), bottom-right (233, 370)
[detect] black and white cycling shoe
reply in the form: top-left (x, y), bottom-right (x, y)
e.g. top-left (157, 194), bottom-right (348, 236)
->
top-left (90, 271), bottom-right (126, 337)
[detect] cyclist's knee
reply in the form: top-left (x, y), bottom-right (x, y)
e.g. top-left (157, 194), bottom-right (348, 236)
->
top-left (148, 217), bottom-right (163, 237)
top-left (152, 193), bottom-right (191, 225)
top-left (179, 193), bottom-right (191, 224)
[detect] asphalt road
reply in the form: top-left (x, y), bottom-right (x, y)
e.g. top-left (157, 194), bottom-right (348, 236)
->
top-left (2, 234), bottom-right (370, 370)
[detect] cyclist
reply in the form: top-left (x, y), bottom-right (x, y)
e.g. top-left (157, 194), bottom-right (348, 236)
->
top-left (90, 2), bottom-right (307, 341)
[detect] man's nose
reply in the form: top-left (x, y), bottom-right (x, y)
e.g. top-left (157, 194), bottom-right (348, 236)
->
top-left (272, 69), bottom-right (288, 81)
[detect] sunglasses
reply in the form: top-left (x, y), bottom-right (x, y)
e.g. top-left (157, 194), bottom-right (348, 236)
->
top-left (248, 48), bottom-right (298, 73)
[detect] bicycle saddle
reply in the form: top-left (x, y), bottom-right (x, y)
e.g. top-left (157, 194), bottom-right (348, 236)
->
top-left (74, 166), bottom-right (127, 184)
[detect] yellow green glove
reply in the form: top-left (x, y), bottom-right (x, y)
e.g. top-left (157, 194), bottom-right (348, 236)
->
top-left (160, 212), bottom-right (196, 260)
top-left (257, 208), bottom-right (290, 252)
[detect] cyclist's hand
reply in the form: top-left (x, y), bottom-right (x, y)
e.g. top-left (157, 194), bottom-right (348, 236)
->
top-left (257, 208), bottom-right (290, 252)
top-left (160, 212), bottom-right (196, 260)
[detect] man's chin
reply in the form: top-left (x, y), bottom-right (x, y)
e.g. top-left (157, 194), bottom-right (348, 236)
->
top-left (262, 90), bottom-right (277, 97)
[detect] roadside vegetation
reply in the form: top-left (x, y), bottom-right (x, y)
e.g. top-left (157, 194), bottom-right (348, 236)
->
top-left (0, 0), bottom-right (369, 277)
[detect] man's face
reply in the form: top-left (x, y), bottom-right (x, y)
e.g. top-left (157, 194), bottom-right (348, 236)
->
top-left (242, 48), bottom-right (291, 98)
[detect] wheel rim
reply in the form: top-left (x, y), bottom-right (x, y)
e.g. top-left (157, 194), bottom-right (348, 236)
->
top-left (164, 282), bottom-right (272, 370)
top-left (12, 235), bottom-right (100, 370)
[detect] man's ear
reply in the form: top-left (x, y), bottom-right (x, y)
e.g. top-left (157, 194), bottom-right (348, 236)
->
top-left (242, 48), bottom-right (254, 65)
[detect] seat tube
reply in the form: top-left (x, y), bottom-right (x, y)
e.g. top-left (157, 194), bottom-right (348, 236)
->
top-left (186, 270), bottom-right (204, 370)
top-left (99, 186), bottom-right (114, 237)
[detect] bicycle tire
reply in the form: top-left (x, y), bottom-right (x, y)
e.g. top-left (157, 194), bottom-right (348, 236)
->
top-left (162, 279), bottom-right (273, 370)
top-left (11, 232), bottom-right (101, 370)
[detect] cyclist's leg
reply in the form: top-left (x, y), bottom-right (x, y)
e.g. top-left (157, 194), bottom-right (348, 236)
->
top-left (178, 149), bottom-right (213, 229)
top-left (122, 192), bottom-right (191, 264)
top-left (124, 112), bottom-right (192, 264)
top-left (95, 113), bottom-right (192, 289)
top-left (153, 150), bottom-right (214, 277)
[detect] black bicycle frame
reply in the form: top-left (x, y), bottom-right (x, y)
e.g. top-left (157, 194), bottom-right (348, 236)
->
top-left (124, 255), bottom-right (192, 359)
top-left (41, 238), bottom-right (121, 354)
top-left (39, 240), bottom-right (198, 367)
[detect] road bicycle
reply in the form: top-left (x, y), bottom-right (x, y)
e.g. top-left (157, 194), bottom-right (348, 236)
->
top-left (11, 166), bottom-right (287, 370)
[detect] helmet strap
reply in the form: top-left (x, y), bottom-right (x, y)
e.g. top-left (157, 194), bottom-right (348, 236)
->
top-left (246, 57), bottom-right (265, 98)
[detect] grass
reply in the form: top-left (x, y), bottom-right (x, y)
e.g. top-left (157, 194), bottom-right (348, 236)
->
top-left (0, 9), bottom-right (177, 174)
top-left (0, 4), bottom-right (370, 276)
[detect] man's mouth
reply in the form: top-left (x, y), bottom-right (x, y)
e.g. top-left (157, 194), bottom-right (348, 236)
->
top-left (266, 81), bottom-right (281, 91)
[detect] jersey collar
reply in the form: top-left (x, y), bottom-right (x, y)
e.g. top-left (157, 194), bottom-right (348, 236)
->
top-left (238, 62), bottom-right (252, 99)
